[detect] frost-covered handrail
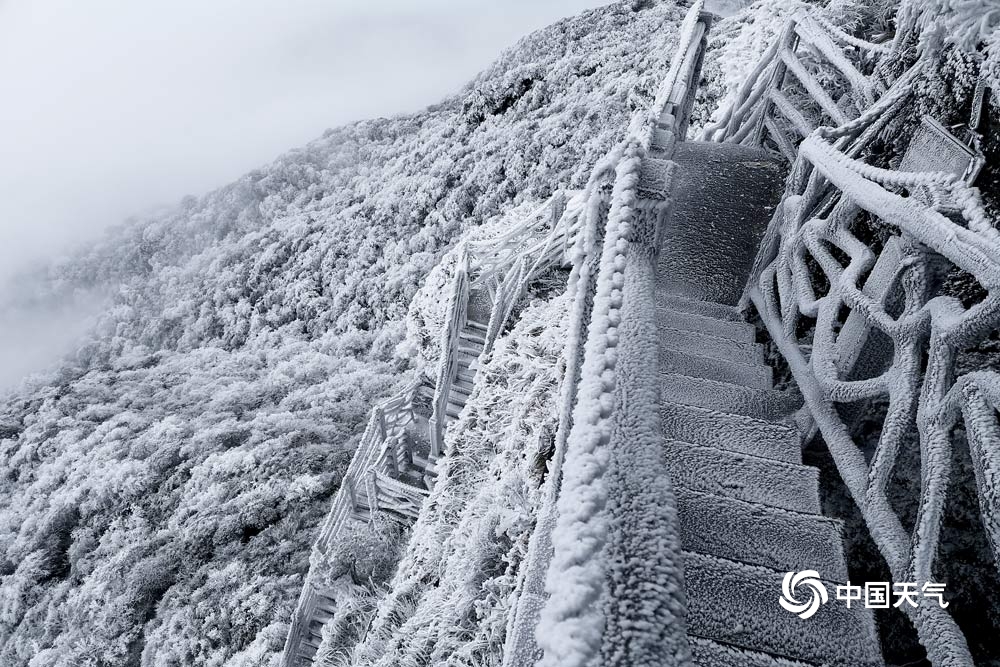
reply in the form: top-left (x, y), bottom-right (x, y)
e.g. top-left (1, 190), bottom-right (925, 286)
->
top-left (281, 378), bottom-right (422, 667)
top-left (700, 9), bottom-right (894, 158)
top-left (429, 248), bottom-right (471, 457)
top-left (745, 125), bottom-right (1000, 666)
top-left (537, 4), bottom-right (711, 665)
top-left (502, 151), bottom-right (615, 667)
top-left (642, 0), bottom-right (709, 143)
top-left (469, 191), bottom-right (585, 289)
top-left (810, 13), bottom-right (893, 55)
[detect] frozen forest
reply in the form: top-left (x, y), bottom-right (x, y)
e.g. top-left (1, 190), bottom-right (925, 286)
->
top-left (2, 0), bottom-right (1000, 666)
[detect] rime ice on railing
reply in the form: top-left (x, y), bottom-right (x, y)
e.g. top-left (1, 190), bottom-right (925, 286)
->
top-left (701, 9), bottom-right (894, 160)
top-left (700, 9), bottom-right (1000, 664)
top-left (535, 4), bottom-right (711, 666)
top-left (744, 94), bottom-right (999, 667)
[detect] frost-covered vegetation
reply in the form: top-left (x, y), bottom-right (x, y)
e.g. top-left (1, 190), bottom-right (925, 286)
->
top-left (3, 0), bottom-right (1000, 664)
top-left (0, 2), bottom-right (694, 665)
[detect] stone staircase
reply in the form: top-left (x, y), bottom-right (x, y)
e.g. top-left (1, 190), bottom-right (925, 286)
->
top-left (651, 141), bottom-right (882, 665)
top-left (657, 296), bottom-right (881, 666)
top-left (446, 319), bottom-right (487, 421)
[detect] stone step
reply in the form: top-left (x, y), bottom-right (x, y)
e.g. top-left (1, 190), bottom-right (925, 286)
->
top-left (684, 551), bottom-right (882, 666)
top-left (676, 487), bottom-right (847, 582)
top-left (660, 294), bottom-right (743, 322)
top-left (690, 637), bottom-right (814, 667)
top-left (660, 348), bottom-right (772, 390)
top-left (450, 381), bottom-right (472, 397)
top-left (657, 306), bottom-right (757, 344)
top-left (660, 402), bottom-right (800, 464)
top-left (458, 345), bottom-right (482, 358)
top-left (466, 319), bottom-right (488, 332)
top-left (453, 377), bottom-right (474, 393)
top-left (459, 329), bottom-right (486, 345)
top-left (662, 440), bottom-right (819, 514)
top-left (446, 402), bottom-right (463, 419)
top-left (411, 452), bottom-right (435, 471)
top-left (661, 372), bottom-right (799, 422)
top-left (661, 326), bottom-right (764, 364)
top-left (309, 610), bottom-right (332, 626)
top-left (656, 143), bottom-right (785, 305)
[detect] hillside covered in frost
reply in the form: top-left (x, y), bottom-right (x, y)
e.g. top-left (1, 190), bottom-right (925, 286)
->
top-left (0, 2), bottom-right (701, 665)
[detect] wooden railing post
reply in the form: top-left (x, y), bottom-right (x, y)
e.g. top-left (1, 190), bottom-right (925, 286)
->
top-left (753, 20), bottom-right (796, 146)
top-left (429, 247), bottom-right (471, 458)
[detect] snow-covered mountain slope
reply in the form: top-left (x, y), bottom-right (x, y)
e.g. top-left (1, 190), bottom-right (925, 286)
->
top-left (0, 3), bottom-right (698, 665)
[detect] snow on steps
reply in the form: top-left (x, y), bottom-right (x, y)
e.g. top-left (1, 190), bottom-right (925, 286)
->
top-left (684, 551), bottom-right (881, 666)
top-left (459, 330), bottom-right (486, 346)
top-left (661, 293), bottom-right (744, 321)
top-left (660, 372), bottom-right (799, 422)
top-left (663, 439), bottom-right (820, 514)
top-left (443, 317), bottom-right (487, 423)
top-left (660, 324), bottom-right (765, 364)
top-left (451, 377), bottom-right (474, 395)
top-left (658, 296), bottom-right (880, 665)
top-left (658, 304), bottom-right (757, 343)
top-left (689, 637), bottom-right (814, 667)
top-left (660, 401), bottom-right (801, 463)
top-left (675, 487), bottom-right (848, 581)
top-left (661, 347), bottom-right (773, 389)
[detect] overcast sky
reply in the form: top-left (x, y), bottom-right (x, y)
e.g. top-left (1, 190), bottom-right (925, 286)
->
top-left (0, 0), bottom-right (609, 282)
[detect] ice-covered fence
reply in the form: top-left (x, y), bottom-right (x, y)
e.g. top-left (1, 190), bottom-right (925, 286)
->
top-left (475, 192), bottom-right (585, 349)
top-left (700, 9), bottom-right (892, 160)
top-left (533, 4), bottom-right (712, 666)
top-left (429, 192), bottom-right (587, 452)
top-left (468, 192), bottom-right (585, 290)
top-left (429, 248), bottom-right (471, 457)
top-left (743, 104), bottom-right (1000, 664)
top-left (281, 379), bottom-right (424, 667)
